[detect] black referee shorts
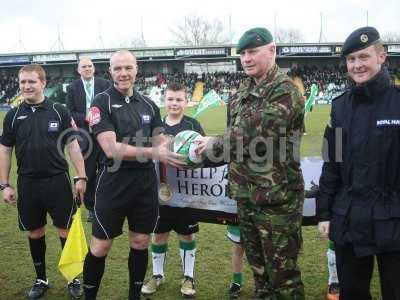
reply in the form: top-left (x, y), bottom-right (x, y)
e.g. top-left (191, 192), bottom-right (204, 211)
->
top-left (92, 166), bottom-right (159, 240)
top-left (17, 173), bottom-right (76, 231)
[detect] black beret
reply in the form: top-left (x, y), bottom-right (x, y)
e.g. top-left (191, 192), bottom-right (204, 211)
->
top-left (237, 27), bottom-right (273, 53)
top-left (341, 26), bottom-right (380, 57)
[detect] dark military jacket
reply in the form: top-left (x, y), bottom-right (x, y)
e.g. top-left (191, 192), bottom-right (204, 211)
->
top-left (213, 64), bottom-right (305, 215)
top-left (317, 69), bottom-right (400, 256)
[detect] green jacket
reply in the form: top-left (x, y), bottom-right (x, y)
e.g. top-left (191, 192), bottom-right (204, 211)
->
top-left (213, 64), bottom-right (305, 214)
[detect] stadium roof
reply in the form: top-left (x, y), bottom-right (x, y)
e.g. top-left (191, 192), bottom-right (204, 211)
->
top-left (1, 42), bottom-right (399, 67)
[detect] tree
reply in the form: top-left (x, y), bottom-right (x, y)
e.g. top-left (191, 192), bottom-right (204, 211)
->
top-left (170, 15), bottom-right (230, 46)
top-left (274, 28), bottom-right (304, 43)
top-left (381, 31), bottom-right (400, 43)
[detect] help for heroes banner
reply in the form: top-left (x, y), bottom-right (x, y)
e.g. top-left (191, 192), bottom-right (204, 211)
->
top-left (156, 157), bottom-right (323, 225)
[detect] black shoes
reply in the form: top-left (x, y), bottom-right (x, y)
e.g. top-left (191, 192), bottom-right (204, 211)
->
top-left (67, 278), bottom-right (83, 299)
top-left (27, 278), bottom-right (83, 299)
top-left (229, 282), bottom-right (241, 299)
top-left (27, 279), bottom-right (49, 299)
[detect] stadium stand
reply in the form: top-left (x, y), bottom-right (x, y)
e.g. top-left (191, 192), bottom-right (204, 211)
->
top-left (287, 65), bottom-right (349, 96)
top-left (1, 65), bottom-right (399, 106)
top-left (0, 73), bottom-right (18, 104)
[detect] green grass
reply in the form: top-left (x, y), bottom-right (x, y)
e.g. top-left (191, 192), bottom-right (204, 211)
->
top-left (0, 106), bottom-right (382, 299)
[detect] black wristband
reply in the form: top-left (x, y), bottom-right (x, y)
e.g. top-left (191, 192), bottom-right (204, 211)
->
top-left (73, 176), bottom-right (88, 183)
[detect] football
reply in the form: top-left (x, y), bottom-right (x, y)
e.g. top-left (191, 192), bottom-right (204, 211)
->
top-left (173, 130), bottom-right (204, 167)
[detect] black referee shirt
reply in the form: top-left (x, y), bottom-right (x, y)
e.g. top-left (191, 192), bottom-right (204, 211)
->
top-left (89, 86), bottom-right (164, 169)
top-left (163, 115), bottom-right (205, 136)
top-left (1, 98), bottom-right (76, 177)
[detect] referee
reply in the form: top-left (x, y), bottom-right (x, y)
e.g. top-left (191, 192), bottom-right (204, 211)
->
top-left (82, 50), bottom-right (185, 300)
top-left (0, 64), bottom-right (87, 299)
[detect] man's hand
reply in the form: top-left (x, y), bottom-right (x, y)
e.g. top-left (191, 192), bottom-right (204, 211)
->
top-left (2, 187), bottom-right (16, 205)
top-left (194, 136), bottom-right (215, 156)
top-left (318, 221), bottom-right (330, 237)
top-left (74, 180), bottom-right (86, 205)
top-left (152, 140), bottom-right (187, 168)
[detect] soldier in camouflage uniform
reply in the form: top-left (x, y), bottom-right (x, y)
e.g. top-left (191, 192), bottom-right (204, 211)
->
top-left (196, 27), bottom-right (305, 299)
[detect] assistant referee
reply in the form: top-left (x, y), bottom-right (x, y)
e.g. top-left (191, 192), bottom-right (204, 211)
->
top-left (0, 64), bottom-right (87, 300)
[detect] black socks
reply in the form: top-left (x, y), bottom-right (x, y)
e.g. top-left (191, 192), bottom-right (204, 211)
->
top-left (128, 248), bottom-right (148, 300)
top-left (28, 236), bottom-right (46, 281)
top-left (83, 250), bottom-right (106, 300)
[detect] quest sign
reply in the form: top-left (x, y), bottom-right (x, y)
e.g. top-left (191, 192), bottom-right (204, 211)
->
top-left (176, 48), bottom-right (226, 57)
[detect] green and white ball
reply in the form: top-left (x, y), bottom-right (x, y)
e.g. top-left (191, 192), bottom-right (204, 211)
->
top-left (173, 130), bottom-right (203, 167)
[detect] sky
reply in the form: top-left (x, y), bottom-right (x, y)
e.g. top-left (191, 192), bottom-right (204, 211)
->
top-left (0, 0), bottom-right (399, 54)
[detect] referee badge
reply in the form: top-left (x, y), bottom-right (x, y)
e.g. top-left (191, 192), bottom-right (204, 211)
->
top-left (142, 114), bottom-right (151, 124)
top-left (48, 121), bottom-right (60, 132)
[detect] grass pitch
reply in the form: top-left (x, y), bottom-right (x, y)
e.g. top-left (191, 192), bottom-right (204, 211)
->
top-left (0, 105), bottom-right (381, 299)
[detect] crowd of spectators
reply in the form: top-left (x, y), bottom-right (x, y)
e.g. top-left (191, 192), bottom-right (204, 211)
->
top-left (288, 65), bottom-right (349, 97)
top-left (288, 64), bottom-right (399, 100)
top-left (132, 72), bottom-right (248, 101)
top-left (135, 72), bottom-right (198, 96)
top-left (203, 72), bottom-right (247, 94)
top-left (1, 65), bottom-right (399, 105)
top-left (0, 74), bottom-right (18, 104)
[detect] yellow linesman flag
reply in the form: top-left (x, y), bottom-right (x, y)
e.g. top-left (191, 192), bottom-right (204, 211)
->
top-left (58, 207), bottom-right (88, 281)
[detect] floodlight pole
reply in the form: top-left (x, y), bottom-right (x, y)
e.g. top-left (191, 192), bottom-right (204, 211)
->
top-left (15, 26), bottom-right (26, 52)
top-left (50, 25), bottom-right (65, 51)
top-left (140, 16), bottom-right (146, 46)
top-left (98, 21), bottom-right (105, 49)
top-left (318, 13), bottom-right (326, 43)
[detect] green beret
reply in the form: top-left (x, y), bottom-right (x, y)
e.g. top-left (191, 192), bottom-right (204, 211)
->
top-left (341, 26), bottom-right (380, 57)
top-left (237, 27), bottom-right (273, 53)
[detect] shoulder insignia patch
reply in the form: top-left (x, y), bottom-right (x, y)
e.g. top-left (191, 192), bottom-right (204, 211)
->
top-left (88, 107), bottom-right (101, 126)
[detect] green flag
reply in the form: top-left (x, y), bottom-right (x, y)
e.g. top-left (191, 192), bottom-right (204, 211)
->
top-left (304, 83), bottom-right (318, 115)
top-left (192, 90), bottom-right (224, 119)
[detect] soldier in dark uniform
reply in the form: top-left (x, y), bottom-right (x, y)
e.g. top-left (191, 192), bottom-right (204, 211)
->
top-left (317, 26), bottom-right (400, 300)
top-left (0, 64), bottom-right (87, 299)
top-left (82, 50), bottom-right (185, 300)
top-left (196, 27), bottom-right (305, 299)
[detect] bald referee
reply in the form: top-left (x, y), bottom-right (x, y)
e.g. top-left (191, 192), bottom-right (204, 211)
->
top-left (82, 50), bottom-right (185, 300)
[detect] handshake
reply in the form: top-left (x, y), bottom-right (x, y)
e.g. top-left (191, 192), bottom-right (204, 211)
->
top-left (167, 130), bottom-right (214, 169)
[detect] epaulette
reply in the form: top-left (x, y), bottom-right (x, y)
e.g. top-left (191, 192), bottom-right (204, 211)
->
top-left (331, 90), bottom-right (347, 102)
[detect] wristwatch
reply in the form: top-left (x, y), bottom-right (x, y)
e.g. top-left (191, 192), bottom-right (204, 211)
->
top-left (73, 176), bottom-right (88, 184)
top-left (0, 183), bottom-right (11, 191)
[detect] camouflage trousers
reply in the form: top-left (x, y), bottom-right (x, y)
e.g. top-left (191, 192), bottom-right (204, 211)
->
top-left (237, 200), bottom-right (304, 300)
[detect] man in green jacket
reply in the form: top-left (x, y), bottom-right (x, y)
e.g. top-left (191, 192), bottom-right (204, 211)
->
top-left (196, 27), bottom-right (305, 299)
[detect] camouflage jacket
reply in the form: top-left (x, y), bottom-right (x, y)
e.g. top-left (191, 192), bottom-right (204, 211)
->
top-left (214, 64), bottom-right (305, 214)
